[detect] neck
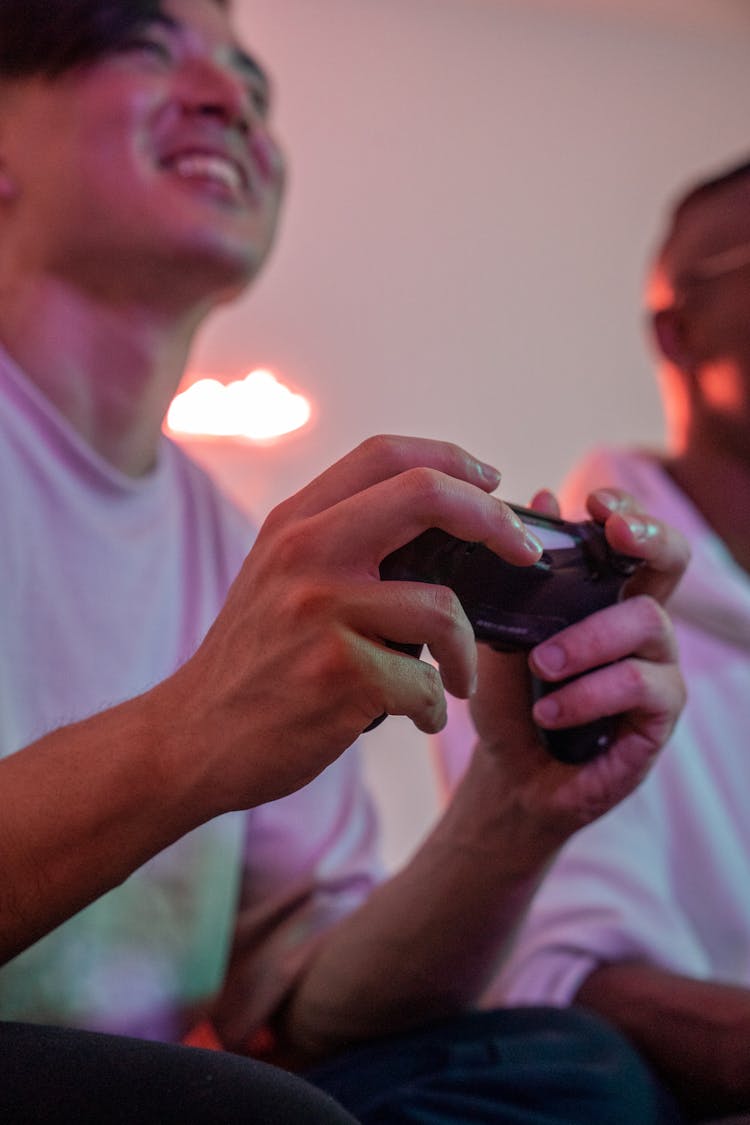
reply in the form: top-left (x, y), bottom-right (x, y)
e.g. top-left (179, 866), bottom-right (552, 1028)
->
top-left (663, 439), bottom-right (750, 574)
top-left (0, 277), bottom-right (204, 477)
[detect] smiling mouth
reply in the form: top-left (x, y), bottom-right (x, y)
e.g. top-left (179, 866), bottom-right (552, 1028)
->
top-left (165, 152), bottom-right (249, 201)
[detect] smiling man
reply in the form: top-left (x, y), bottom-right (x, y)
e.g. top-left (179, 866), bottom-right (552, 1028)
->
top-left (0, 1), bottom-right (691, 1122)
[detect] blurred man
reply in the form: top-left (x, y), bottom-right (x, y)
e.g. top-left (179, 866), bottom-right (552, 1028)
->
top-left (0, 0), bottom-right (689, 1120)
top-left (479, 157), bottom-right (750, 1122)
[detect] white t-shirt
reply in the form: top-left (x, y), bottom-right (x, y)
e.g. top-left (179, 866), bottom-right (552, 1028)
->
top-left (0, 347), bottom-right (382, 1042)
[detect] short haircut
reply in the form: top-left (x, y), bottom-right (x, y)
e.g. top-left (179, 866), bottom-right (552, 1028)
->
top-left (0, 0), bottom-right (228, 80)
top-left (669, 155), bottom-right (750, 227)
top-left (646, 154), bottom-right (750, 307)
top-left (659, 155), bottom-right (750, 263)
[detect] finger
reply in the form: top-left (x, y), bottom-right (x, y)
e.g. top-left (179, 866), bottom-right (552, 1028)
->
top-left (531, 657), bottom-right (685, 740)
top-left (268, 435), bottom-right (502, 524)
top-left (585, 488), bottom-right (691, 604)
top-left (529, 595), bottom-right (677, 683)
top-left (352, 581), bottom-right (478, 699)
top-left (360, 635), bottom-right (449, 734)
top-left (529, 488), bottom-right (561, 518)
top-left (296, 469), bottom-right (544, 573)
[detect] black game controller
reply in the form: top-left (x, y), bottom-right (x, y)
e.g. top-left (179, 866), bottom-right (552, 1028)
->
top-left (374, 504), bottom-right (643, 764)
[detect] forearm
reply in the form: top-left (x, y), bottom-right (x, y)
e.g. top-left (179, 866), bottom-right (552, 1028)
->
top-left (0, 683), bottom-right (219, 964)
top-left (280, 746), bottom-right (561, 1062)
top-left (576, 963), bottom-right (750, 1117)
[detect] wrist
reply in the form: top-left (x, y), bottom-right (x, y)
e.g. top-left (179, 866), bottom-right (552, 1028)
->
top-left (138, 673), bottom-right (231, 826)
top-left (437, 744), bottom-right (566, 877)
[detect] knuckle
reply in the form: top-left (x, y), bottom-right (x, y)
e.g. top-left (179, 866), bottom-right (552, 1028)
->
top-left (261, 495), bottom-right (292, 534)
top-left (271, 520), bottom-right (315, 571)
top-left (422, 660), bottom-right (443, 699)
top-left (414, 665), bottom-right (446, 731)
top-left (280, 579), bottom-right (335, 628)
top-left (429, 586), bottom-right (466, 636)
top-left (358, 434), bottom-right (468, 482)
top-left (565, 616), bottom-right (609, 666)
top-left (658, 666), bottom-right (687, 719)
top-left (564, 675), bottom-right (598, 716)
top-left (618, 657), bottom-right (648, 699)
top-left (308, 628), bottom-right (358, 687)
top-left (358, 433), bottom-right (404, 471)
top-left (586, 616), bottom-right (612, 653)
top-left (401, 465), bottom-right (446, 510)
top-left (631, 593), bottom-right (670, 636)
top-left (407, 659), bottom-right (442, 712)
top-left (442, 440), bottom-right (476, 479)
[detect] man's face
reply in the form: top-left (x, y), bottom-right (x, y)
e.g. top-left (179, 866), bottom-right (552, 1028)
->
top-left (0, 0), bottom-right (285, 306)
top-left (656, 179), bottom-right (750, 459)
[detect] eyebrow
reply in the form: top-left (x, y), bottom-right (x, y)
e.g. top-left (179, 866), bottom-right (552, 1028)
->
top-left (153, 13), bottom-right (271, 94)
top-left (230, 46), bottom-right (270, 92)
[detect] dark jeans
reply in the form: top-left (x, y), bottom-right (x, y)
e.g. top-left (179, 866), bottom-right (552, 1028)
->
top-left (307, 1006), bottom-right (686, 1125)
top-left (0, 1021), bottom-right (358, 1124)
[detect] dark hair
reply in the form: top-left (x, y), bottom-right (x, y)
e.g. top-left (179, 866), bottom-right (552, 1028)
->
top-left (0, 0), bottom-right (228, 80)
top-left (670, 155), bottom-right (750, 225)
top-left (648, 153), bottom-right (750, 298)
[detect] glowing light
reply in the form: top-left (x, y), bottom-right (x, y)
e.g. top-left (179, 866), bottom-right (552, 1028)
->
top-left (698, 362), bottom-right (744, 413)
top-left (166, 370), bottom-right (312, 441)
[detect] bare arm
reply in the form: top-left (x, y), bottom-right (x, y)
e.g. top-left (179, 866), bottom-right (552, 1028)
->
top-left (274, 741), bottom-right (556, 1062)
top-left (0, 690), bottom-right (211, 964)
top-left (577, 963), bottom-right (750, 1119)
top-left (0, 435), bottom-right (540, 964)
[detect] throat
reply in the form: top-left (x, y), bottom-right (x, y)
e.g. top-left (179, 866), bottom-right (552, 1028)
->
top-left (0, 294), bottom-right (195, 478)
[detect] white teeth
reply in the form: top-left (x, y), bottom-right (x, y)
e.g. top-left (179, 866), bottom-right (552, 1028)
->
top-left (170, 154), bottom-right (244, 194)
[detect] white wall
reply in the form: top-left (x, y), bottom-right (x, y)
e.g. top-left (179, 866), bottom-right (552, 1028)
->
top-left (180, 0), bottom-right (750, 868)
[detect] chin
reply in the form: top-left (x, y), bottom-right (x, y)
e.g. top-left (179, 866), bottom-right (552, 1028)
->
top-left (159, 229), bottom-right (273, 304)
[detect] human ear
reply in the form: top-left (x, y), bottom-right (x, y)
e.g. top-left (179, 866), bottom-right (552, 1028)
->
top-left (651, 307), bottom-right (693, 371)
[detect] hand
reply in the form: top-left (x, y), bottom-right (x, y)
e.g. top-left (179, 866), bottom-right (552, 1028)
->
top-left (158, 435), bottom-right (544, 814)
top-left (469, 487), bottom-right (689, 840)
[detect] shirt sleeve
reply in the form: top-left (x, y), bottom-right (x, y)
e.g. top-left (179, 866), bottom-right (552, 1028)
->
top-left (484, 766), bottom-right (714, 1008)
top-left (210, 743), bottom-right (385, 1050)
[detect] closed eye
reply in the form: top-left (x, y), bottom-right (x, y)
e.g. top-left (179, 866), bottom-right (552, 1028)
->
top-left (112, 15), bottom-right (177, 66)
top-left (116, 34), bottom-right (174, 66)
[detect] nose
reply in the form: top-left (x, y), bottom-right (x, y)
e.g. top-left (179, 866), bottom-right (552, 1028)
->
top-left (174, 53), bottom-right (286, 189)
top-left (178, 57), bottom-right (259, 136)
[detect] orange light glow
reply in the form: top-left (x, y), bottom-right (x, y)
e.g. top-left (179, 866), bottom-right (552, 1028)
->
top-left (698, 361), bottom-right (744, 413)
top-left (166, 370), bottom-right (312, 442)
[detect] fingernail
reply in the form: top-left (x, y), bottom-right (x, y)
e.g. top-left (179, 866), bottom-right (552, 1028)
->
top-left (533, 642), bottom-right (567, 675)
top-left (510, 510), bottom-right (543, 557)
top-left (524, 529), bottom-right (544, 556)
top-left (626, 516), bottom-right (660, 543)
top-left (592, 489), bottom-right (621, 512)
top-left (478, 461), bottom-right (502, 487)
